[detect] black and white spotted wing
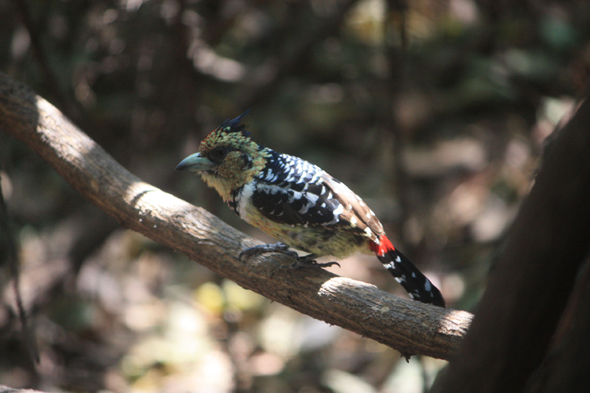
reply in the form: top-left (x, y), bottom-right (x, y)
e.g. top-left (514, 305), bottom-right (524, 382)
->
top-left (249, 152), bottom-right (383, 239)
top-left (250, 153), bottom-right (341, 226)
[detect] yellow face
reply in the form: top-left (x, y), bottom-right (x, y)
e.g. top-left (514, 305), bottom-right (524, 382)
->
top-left (177, 124), bottom-right (270, 201)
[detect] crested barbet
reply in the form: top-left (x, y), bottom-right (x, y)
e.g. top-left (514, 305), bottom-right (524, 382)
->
top-left (176, 111), bottom-right (445, 307)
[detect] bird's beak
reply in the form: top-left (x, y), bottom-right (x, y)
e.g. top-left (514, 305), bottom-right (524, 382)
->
top-left (175, 153), bottom-right (215, 171)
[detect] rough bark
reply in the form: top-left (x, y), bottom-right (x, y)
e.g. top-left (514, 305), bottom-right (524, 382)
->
top-left (0, 72), bottom-right (470, 360)
top-left (433, 99), bottom-right (590, 392)
top-left (523, 258), bottom-right (590, 393)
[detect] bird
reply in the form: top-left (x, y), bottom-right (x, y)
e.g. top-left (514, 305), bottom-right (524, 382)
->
top-left (176, 111), bottom-right (445, 307)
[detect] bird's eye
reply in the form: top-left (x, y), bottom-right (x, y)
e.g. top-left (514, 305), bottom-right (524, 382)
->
top-left (210, 146), bottom-right (228, 162)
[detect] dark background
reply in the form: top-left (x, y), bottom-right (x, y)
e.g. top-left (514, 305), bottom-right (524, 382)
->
top-left (0, 0), bottom-right (588, 392)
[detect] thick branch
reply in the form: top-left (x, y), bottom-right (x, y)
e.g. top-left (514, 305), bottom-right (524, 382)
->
top-left (0, 72), bottom-right (471, 360)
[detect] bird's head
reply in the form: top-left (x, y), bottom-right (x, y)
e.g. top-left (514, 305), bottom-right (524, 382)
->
top-left (176, 110), bottom-right (269, 201)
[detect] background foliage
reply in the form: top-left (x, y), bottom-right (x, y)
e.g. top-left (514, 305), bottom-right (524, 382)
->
top-left (0, 0), bottom-right (588, 392)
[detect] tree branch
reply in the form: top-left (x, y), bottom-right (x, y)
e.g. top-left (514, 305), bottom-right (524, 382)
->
top-left (0, 385), bottom-right (45, 393)
top-left (0, 72), bottom-right (471, 360)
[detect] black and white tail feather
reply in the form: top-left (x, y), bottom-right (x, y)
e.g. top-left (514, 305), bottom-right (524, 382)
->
top-left (373, 241), bottom-right (445, 307)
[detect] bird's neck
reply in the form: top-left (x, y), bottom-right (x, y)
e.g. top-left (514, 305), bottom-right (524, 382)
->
top-left (199, 172), bottom-right (238, 202)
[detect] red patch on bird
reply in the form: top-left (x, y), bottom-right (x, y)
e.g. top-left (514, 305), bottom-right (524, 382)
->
top-left (369, 235), bottom-right (396, 257)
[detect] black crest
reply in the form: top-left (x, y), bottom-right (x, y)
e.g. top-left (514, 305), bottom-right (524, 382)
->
top-left (221, 109), bottom-right (251, 137)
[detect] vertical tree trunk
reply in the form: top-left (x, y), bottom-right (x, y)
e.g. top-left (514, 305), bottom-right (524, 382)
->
top-left (524, 259), bottom-right (590, 393)
top-left (433, 98), bottom-right (590, 393)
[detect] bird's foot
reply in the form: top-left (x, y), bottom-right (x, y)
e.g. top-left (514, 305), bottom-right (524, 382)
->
top-left (288, 254), bottom-right (341, 270)
top-left (238, 243), bottom-right (340, 269)
top-left (238, 242), bottom-right (299, 262)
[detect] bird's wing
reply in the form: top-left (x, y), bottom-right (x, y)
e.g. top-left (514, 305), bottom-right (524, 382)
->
top-left (250, 171), bottom-right (383, 241)
top-left (319, 173), bottom-right (384, 240)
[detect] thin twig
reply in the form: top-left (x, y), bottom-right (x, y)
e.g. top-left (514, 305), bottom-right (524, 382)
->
top-left (11, 0), bottom-right (76, 118)
top-left (0, 171), bottom-right (39, 366)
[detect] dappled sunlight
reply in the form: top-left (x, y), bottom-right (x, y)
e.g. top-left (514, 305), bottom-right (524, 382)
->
top-left (317, 276), bottom-right (379, 299)
top-left (1, 0), bottom-right (586, 391)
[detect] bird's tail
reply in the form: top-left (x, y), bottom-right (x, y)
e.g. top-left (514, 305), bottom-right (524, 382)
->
top-left (369, 236), bottom-right (445, 307)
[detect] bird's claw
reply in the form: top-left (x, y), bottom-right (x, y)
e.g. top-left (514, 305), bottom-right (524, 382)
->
top-left (238, 243), bottom-right (340, 270)
top-left (287, 255), bottom-right (341, 270)
top-left (238, 242), bottom-right (298, 262)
